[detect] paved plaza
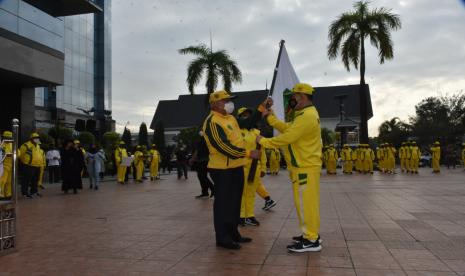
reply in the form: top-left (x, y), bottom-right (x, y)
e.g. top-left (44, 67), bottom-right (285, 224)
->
top-left (1, 168), bottom-right (465, 275)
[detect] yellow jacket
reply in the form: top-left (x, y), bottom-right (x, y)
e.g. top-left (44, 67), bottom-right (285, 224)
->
top-left (411, 146), bottom-right (421, 159)
top-left (134, 151), bottom-right (144, 166)
top-left (326, 148), bottom-right (338, 161)
top-left (376, 148), bottom-right (383, 160)
top-left (269, 148), bottom-right (281, 162)
top-left (39, 149), bottom-right (46, 167)
top-left (1, 141), bottom-right (13, 168)
top-left (399, 147), bottom-right (406, 159)
top-left (341, 148), bottom-right (352, 161)
top-left (19, 141), bottom-right (42, 167)
top-left (259, 106), bottom-right (322, 168)
top-left (114, 147), bottom-right (128, 164)
top-left (431, 146), bottom-right (440, 160)
top-left (241, 128), bottom-right (266, 173)
top-left (149, 149), bottom-right (160, 164)
top-left (203, 111), bottom-right (248, 169)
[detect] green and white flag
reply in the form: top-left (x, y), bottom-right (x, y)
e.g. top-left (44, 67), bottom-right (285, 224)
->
top-left (270, 41), bottom-right (300, 124)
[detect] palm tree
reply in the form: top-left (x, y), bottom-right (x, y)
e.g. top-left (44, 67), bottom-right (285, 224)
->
top-left (178, 44), bottom-right (242, 95)
top-left (328, 1), bottom-right (401, 143)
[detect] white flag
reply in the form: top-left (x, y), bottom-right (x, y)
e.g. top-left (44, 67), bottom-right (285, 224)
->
top-left (271, 43), bottom-right (300, 125)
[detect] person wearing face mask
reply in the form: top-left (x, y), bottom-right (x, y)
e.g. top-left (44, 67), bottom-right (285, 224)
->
top-left (19, 133), bottom-right (43, 198)
top-left (0, 131), bottom-right (13, 199)
top-left (202, 90), bottom-right (267, 250)
top-left (256, 83), bottom-right (323, 253)
top-left (115, 141), bottom-right (129, 184)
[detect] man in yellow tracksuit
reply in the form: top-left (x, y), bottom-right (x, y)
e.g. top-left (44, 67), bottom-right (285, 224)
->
top-left (364, 144), bottom-right (375, 174)
top-left (134, 145), bottom-right (145, 183)
top-left (257, 83), bottom-right (322, 253)
top-left (202, 90), bottom-right (264, 250)
top-left (341, 144), bottom-right (353, 174)
top-left (269, 148), bottom-right (281, 175)
top-left (19, 132), bottom-right (43, 198)
top-left (0, 131), bottom-right (13, 199)
top-left (410, 141), bottom-right (421, 174)
top-left (322, 146), bottom-right (328, 170)
top-left (237, 107), bottom-right (267, 226)
top-left (386, 143), bottom-right (396, 174)
top-left (405, 142), bottom-right (412, 173)
top-left (38, 148), bottom-right (46, 189)
top-left (431, 141), bottom-right (441, 173)
top-left (399, 142), bottom-right (407, 173)
top-left (149, 144), bottom-right (160, 181)
top-left (115, 141), bottom-right (128, 184)
top-left (326, 144), bottom-right (338, 175)
top-left (376, 144), bottom-right (384, 173)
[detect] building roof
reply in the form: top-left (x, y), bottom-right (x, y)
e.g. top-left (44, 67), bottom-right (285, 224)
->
top-left (150, 84), bottom-right (372, 130)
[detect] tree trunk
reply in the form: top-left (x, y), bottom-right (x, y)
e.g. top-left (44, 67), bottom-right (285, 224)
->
top-left (359, 36), bottom-right (369, 143)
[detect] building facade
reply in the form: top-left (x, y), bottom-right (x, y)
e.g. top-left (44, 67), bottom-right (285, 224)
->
top-left (0, 0), bottom-right (112, 142)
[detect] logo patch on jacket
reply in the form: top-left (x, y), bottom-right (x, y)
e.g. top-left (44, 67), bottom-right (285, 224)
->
top-left (227, 125), bottom-right (233, 130)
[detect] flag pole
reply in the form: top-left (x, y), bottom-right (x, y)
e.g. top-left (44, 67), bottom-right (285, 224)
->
top-left (269, 39), bottom-right (285, 96)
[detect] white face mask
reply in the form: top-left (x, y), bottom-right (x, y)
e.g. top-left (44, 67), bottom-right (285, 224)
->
top-left (224, 102), bottom-right (235, 114)
top-left (198, 131), bottom-right (204, 137)
top-left (33, 138), bottom-right (40, 144)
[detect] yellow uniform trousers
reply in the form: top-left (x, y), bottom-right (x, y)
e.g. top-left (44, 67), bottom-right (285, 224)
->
top-left (400, 158), bottom-right (407, 172)
top-left (0, 164), bottom-right (12, 198)
top-left (432, 158), bottom-right (440, 172)
top-left (240, 165), bottom-right (261, 218)
top-left (290, 166), bottom-right (320, 241)
top-left (117, 164), bottom-right (127, 183)
top-left (326, 159), bottom-right (337, 174)
top-left (38, 166), bottom-right (45, 188)
top-left (150, 161), bottom-right (159, 178)
top-left (256, 182), bottom-right (270, 199)
top-left (136, 162), bottom-right (144, 181)
top-left (269, 159), bottom-right (280, 174)
top-left (343, 161), bottom-right (353, 173)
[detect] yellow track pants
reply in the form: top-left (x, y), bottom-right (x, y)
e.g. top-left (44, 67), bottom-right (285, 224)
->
top-left (432, 158), bottom-right (440, 172)
top-left (270, 159), bottom-right (280, 174)
top-left (241, 166), bottom-right (260, 218)
top-left (343, 161), bottom-right (353, 173)
top-left (400, 158), bottom-right (406, 172)
top-left (150, 161), bottom-right (159, 178)
top-left (326, 160), bottom-right (337, 174)
top-left (290, 166), bottom-right (320, 241)
top-left (0, 165), bottom-right (12, 198)
top-left (136, 163), bottom-right (144, 181)
top-left (38, 166), bottom-right (45, 188)
top-left (117, 165), bottom-right (127, 183)
top-left (256, 182), bottom-right (270, 199)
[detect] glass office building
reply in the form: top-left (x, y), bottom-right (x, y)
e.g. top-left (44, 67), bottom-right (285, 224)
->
top-left (0, 0), bottom-right (111, 141)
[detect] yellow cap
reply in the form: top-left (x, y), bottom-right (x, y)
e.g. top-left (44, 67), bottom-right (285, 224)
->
top-left (119, 141), bottom-right (125, 145)
top-left (30, 132), bottom-right (40, 139)
top-left (2, 131), bottom-right (12, 138)
top-left (434, 141), bottom-right (440, 145)
top-left (151, 144), bottom-right (156, 147)
top-left (343, 144), bottom-right (348, 147)
top-left (292, 83), bottom-right (315, 95)
top-left (237, 107), bottom-right (252, 116)
top-left (74, 140), bottom-right (80, 144)
top-left (209, 90), bottom-right (236, 103)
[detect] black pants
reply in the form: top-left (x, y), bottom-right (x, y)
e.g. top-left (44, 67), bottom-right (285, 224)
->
top-left (177, 163), bottom-right (188, 179)
top-left (209, 167), bottom-right (244, 243)
top-left (21, 165), bottom-right (40, 196)
top-left (196, 161), bottom-right (214, 195)
top-left (48, 166), bottom-right (61, 183)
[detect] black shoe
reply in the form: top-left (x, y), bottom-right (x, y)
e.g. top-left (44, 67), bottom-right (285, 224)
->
top-left (239, 218), bottom-right (246, 227)
top-left (73, 189), bottom-right (77, 194)
top-left (233, 237), bottom-right (252, 243)
top-left (34, 193), bottom-right (42, 198)
top-left (292, 235), bottom-right (323, 244)
top-left (216, 241), bottom-right (241, 250)
top-left (195, 194), bottom-right (209, 199)
top-left (245, 217), bottom-right (260, 226)
top-left (23, 194), bottom-right (33, 199)
top-left (287, 238), bottom-right (321, 253)
top-left (39, 185), bottom-right (45, 190)
top-left (263, 199), bottom-right (276, 211)
top-left (95, 186), bottom-right (99, 190)
top-left (90, 184), bottom-right (93, 189)
top-left (209, 193), bottom-right (214, 198)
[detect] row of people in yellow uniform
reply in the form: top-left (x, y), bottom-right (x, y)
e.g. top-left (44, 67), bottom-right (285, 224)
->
top-left (114, 142), bottom-right (162, 184)
top-left (322, 141), bottom-right (452, 174)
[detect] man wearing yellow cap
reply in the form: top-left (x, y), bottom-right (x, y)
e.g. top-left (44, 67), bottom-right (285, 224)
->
top-left (326, 144), bottom-right (338, 175)
top-left (134, 145), bottom-right (145, 183)
top-left (115, 141), bottom-right (129, 184)
top-left (410, 141), bottom-right (421, 174)
top-left (0, 131), bottom-right (13, 198)
top-left (149, 144), bottom-right (161, 181)
top-left (341, 144), bottom-right (353, 174)
top-left (431, 141), bottom-right (441, 173)
top-left (202, 90), bottom-right (265, 250)
top-left (19, 132), bottom-right (43, 198)
top-left (257, 83), bottom-right (322, 253)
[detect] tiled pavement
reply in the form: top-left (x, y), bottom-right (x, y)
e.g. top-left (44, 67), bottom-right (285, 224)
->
top-left (1, 168), bottom-right (465, 275)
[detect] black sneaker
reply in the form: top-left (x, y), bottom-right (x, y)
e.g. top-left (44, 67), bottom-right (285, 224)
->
top-left (89, 184), bottom-right (93, 189)
top-left (216, 241), bottom-right (241, 250)
top-left (23, 194), bottom-right (33, 199)
top-left (95, 186), bottom-right (99, 190)
top-left (292, 235), bottom-right (323, 244)
top-left (34, 193), bottom-right (42, 198)
top-left (288, 238), bottom-right (321, 253)
top-left (233, 236), bottom-right (252, 243)
top-left (245, 217), bottom-right (260, 226)
top-left (263, 199), bottom-right (276, 211)
top-left (239, 218), bottom-right (246, 227)
top-left (195, 194), bottom-right (209, 199)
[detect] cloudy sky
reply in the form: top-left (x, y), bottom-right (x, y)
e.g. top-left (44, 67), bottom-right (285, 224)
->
top-left (111, 0), bottom-right (465, 136)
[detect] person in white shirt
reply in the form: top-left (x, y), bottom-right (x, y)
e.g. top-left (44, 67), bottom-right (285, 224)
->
top-left (46, 145), bottom-right (61, 183)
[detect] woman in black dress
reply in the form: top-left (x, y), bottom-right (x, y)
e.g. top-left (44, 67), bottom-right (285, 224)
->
top-left (61, 140), bottom-right (84, 194)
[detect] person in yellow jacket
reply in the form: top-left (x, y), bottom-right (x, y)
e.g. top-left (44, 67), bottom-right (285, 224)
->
top-left (357, 144), bottom-right (366, 173)
top-left (376, 145), bottom-right (384, 173)
top-left (385, 143), bottom-right (396, 174)
top-left (38, 147), bottom-right (46, 189)
top-left (0, 131), bottom-right (13, 199)
top-left (149, 144), bottom-right (161, 181)
top-left (431, 141), bottom-right (441, 173)
top-left (399, 142), bottom-right (407, 173)
top-left (410, 141), bottom-right (421, 174)
top-left (237, 107), bottom-right (267, 226)
top-left (268, 148), bottom-right (281, 175)
top-left (322, 146), bottom-right (328, 170)
top-left (19, 132), bottom-right (43, 198)
top-left (134, 145), bottom-right (145, 183)
top-left (405, 141), bottom-right (413, 173)
top-left (257, 83), bottom-right (322, 253)
top-left (115, 141), bottom-right (128, 184)
top-left (202, 90), bottom-right (264, 250)
top-left (363, 144), bottom-right (375, 174)
top-left (326, 144), bottom-right (338, 175)
top-left (341, 144), bottom-right (353, 174)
